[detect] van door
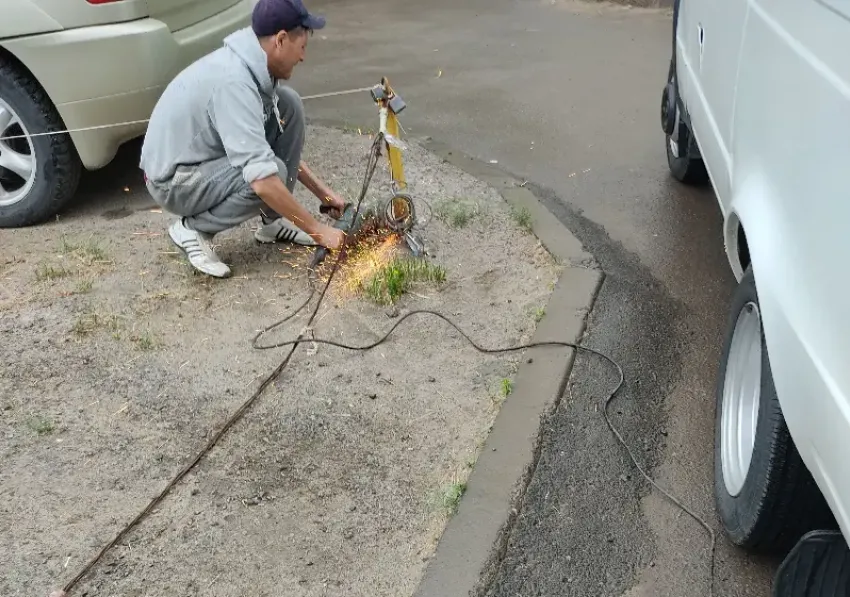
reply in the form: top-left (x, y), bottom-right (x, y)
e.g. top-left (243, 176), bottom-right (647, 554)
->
top-left (675, 0), bottom-right (750, 208)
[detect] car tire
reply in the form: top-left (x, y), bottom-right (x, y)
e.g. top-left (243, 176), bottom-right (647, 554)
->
top-left (714, 265), bottom-right (835, 553)
top-left (665, 105), bottom-right (709, 186)
top-left (0, 61), bottom-right (81, 228)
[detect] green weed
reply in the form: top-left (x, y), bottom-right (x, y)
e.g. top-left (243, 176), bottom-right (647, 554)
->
top-left (61, 235), bottom-right (108, 264)
top-left (439, 481), bottom-right (467, 516)
top-left (27, 416), bottom-right (55, 436)
top-left (362, 257), bottom-right (446, 305)
top-left (533, 306), bottom-right (546, 323)
top-left (75, 279), bottom-right (94, 294)
top-left (72, 311), bottom-right (121, 338)
top-left (131, 331), bottom-right (158, 351)
top-left (434, 199), bottom-right (480, 228)
top-left (500, 378), bottom-right (514, 398)
top-left (510, 205), bottom-right (533, 232)
top-left (35, 262), bottom-right (69, 282)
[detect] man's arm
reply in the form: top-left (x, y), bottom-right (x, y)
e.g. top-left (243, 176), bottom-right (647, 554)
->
top-left (298, 161), bottom-right (346, 213)
top-left (208, 83), bottom-right (342, 248)
top-left (251, 174), bottom-right (343, 248)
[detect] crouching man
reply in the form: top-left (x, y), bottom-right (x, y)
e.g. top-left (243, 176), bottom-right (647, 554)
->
top-left (140, 0), bottom-right (345, 278)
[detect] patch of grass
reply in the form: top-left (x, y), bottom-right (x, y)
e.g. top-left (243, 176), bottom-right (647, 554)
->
top-left (510, 205), bottom-right (533, 232)
top-left (71, 311), bottom-right (121, 338)
top-left (533, 306), bottom-right (546, 323)
top-left (75, 279), bottom-right (94, 294)
top-left (27, 415), bottom-right (55, 436)
top-left (439, 481), bottom-right (467, 516)
top-left (434, 199), bottom-right (480, 228)
top-left (61, 235), bottom-right (108, 265)
top-left (489, 376), bottom-right (515, 407)
top-left (362, 257), bottom-right (446, 305)
top-left (35, 262), bottom-right (69, 282)
top-left (131, 331), bottom-right (158, 351)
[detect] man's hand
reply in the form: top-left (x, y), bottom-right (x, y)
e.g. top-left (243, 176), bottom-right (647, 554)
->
top-left (312, 225), bottom-right (345, 250)
top-left (321, 190), bottom-right (347, 220)
top-left (298, 161), bottom-right (346, 219)
top-left (252, 174), bottom-right (323, 239)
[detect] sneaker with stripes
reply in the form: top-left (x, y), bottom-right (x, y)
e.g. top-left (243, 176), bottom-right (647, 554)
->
top-left (168, 218), bottom-right (231, 278)
top-left (254, 216), bottom-right (317, 246)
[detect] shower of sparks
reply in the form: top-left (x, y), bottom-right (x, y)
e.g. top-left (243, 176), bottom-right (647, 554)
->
top-left (321, 232), bottom-right (402, 299)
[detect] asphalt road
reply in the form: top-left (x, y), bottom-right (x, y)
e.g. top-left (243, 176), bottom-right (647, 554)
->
top-left (68, 0), bottom-right (777, 594)
top-left (293, 0), bottom-right (777, 595)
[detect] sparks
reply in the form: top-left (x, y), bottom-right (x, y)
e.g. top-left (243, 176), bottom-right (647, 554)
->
top-left (327, 232), bottom-right (402, 299)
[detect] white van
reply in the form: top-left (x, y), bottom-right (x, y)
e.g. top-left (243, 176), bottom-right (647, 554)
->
top-left (660, 0), bottom-right (850, 592)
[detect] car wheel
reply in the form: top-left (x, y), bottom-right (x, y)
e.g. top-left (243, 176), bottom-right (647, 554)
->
top-left (714, 265), bottom-right (834, 553)
top-left (665, 103), bottom-right (709, 186)
top-left (0, 62), bottom-right (81, 228)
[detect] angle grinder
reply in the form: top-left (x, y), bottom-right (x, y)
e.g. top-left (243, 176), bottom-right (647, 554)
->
top-left (309, 192), bottom-right (420, 270)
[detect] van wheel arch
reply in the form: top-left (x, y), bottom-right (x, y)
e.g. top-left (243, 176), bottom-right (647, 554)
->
top-left (725, 213), bottom-right (751, 281)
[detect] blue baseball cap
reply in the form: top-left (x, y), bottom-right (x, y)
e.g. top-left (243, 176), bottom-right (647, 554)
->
top-left (252, 0), bottom-right (326, 36)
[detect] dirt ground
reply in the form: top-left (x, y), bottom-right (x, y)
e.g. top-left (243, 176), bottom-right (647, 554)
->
top-left (0, 125), bottom-right (560, 597)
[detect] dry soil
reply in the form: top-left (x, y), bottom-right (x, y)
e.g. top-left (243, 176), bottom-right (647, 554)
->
top-left (0, 125), bottom-right (559, 597)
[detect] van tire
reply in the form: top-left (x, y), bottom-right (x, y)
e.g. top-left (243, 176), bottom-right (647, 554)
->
top-left (666, 123), bottom-right (708, 186)
top-left (714, 266), bottom-right (835, 553)
top-left (0, 61), bottom-right (81, 228)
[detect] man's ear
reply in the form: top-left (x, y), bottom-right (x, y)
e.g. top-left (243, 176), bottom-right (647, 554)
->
top-left (275, 30), bottom-right (289, 48)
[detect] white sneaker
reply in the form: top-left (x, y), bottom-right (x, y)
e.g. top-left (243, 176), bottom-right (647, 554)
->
top-left (168, 218), bottom-right (232, 278)
top-left (254, 217), bottom-right (317, 246)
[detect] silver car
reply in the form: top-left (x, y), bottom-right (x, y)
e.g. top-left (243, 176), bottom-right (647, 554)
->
top-left (0, 0), bottom-right (253, 227)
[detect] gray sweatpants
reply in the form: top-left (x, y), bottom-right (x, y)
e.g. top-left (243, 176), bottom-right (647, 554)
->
top-left (145, 86), bottom-right (305, 235)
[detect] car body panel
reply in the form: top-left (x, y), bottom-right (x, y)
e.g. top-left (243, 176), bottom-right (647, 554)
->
top-left (676, 0), bottom-right (850, 541)
top-left (0, 1), bottom-right (62, 38)
top-left (731, 0), bottom-right (850, 540)
top-left (146, 0), bottom-right (244, 32)
top-left (24, 0), bottom-right (149, 30)
top-left (674, 0), bottom-right (748, 210)
top-left (0, 0), bottom-right (252, 169)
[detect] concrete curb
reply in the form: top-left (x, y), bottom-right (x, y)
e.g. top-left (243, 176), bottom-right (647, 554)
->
top-left (411, 139), bottom-right (603, 597)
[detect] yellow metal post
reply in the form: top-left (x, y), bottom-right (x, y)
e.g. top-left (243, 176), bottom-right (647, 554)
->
top-left (382, 78), bottom-right (407, 190)
top-left (385, 111), bottom-right (406, 190)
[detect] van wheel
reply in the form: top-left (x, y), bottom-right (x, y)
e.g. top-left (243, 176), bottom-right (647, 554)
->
top-left (0, 62), bottom-right (81, 228)
top-left (714, 266), bottom-right (834, 553)
top-left (665, 104), bottom-right (708, 186)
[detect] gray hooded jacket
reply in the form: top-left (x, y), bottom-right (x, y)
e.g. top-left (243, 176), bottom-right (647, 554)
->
top-left (140, 27), bottom-right (282, 185)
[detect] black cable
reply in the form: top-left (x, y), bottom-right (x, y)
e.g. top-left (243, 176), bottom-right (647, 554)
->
top-left (57, 130), bottom-right (715, 597)
top-left (57, 134), bottom-right (386, 597)
top-left (252, 125), bottom-right (716, 595)
top-left (253, 309), bottom-right (717, 597)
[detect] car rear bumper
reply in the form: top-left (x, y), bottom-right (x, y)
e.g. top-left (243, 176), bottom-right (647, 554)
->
top-left (0, 0), bottom-right (251, 169)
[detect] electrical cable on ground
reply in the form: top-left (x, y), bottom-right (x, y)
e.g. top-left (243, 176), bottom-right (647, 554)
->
top-left (253, 311), bottom-right (718, 597)
top-left (47, 123), bottom-right (717, 597)
top-left (54, 130), bottom-right (385, 597)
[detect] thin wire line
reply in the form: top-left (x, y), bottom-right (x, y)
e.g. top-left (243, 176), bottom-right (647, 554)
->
top-left (0, 120), bottom-right (151, 142)
top-left (0, 86), bottom-right (375, 143)
top-left (301, 86), bottom-right (373, 101)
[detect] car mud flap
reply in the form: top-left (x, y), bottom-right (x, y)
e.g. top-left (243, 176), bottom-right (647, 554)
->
top-left (773, 530), bottom-right (850, 597)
